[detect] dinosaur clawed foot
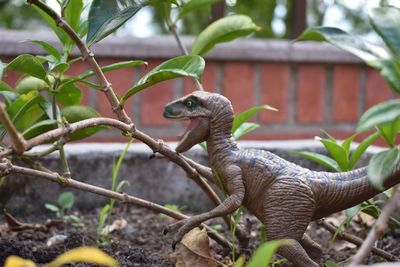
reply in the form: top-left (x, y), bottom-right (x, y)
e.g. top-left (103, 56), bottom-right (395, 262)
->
top-left (163, 217), bottom-right (200, 250)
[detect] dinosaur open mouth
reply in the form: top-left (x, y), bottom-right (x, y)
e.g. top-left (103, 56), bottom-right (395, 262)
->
top-left (179, 118), bottom-right (200, 141)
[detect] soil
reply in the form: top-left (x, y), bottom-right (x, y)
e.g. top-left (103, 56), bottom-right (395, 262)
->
top-left (0, 205), bottom-right (399, 267)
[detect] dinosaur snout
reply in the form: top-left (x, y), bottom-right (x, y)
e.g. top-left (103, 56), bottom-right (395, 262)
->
top-left (163, 105), bottom-right (180, 119)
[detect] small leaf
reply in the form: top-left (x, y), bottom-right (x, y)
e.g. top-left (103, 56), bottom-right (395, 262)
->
top-left (357, 99), bottom-right (400, 132)
top-left (7, 54), bottom-right (47, 80)
top-left (45, 203), bottom-right (60, 213)
top-left (58, 192), bottom-right (75, 209)
top-left (16, 76), bottom-right (50, 94)
top-left (179, 0), bottom-right (221, 18)
top-left (56, 83), bottom-right (82, 106)
top-left (79, 60), bottom-right (147, 80)
top-left (316, 137), bottom-right (349, 171)
top-left (341, 134), bottom-right (356, 156)
top-left (4, 255), bottom-right (36, 267)
top-left (324, 260), bottom-right (339, 267)
top-left (294, 151), bottom-right (341, 172)
top-left (0, 60), bottom-right (6, 79)
top-left (46, 246), bottom-right (119, 267)
top-left (233, 122), bottom-right (259, 140)
top-left (87, 0), bottom-right (146, 45)
top-left (121, 55), bottom-right (204, 104)
top-left (348, 132), bottom-right (379, 169)
top-left (246, 240), bottom-right (288, 267)
top-left (25, 40), bottom-right (62, 61)
top-left (22, 119), bottom-right (58, 139)
top-left (61, 105), bottom-right (104, 140)
top-left (232, 104), bottom-right (277, 133)
top-left (370, 7), bottom-right (400, 56)
top-left (378, 119), bottom-right (400, 147)
top-left (64, 0), bottom-right (83, 32)
top-left (191, 15), bottom-right (260, 56)
top-left (368, 147), bottom-right (400, 190)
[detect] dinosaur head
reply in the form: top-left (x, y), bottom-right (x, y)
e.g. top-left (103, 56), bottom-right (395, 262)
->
top-left (163, 91), bottom-right (233, 153)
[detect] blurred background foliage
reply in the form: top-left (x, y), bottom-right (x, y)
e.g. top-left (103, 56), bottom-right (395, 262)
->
top-left (0, 0), bottom-right (398, 40)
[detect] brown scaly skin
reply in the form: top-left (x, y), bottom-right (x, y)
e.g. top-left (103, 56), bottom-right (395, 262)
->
top-left (163, 91), bottom-right (400, 266)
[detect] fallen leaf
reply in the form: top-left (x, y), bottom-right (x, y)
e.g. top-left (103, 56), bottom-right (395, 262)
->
top-left (171, 227), bottom-right (220, 267)
top-left (332, 239), bottom-right (357, 251)
top-left (101, 218), bottom-right (128, 235)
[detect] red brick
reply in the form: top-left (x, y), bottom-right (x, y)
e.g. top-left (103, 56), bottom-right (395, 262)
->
top-left (332, 64), bottom-right (360, 122)
top-left (222, 62), bottom-right (254, 113)
top-left (296, 64), bottom-right (325, 123)
top-left (365, 68), bottom-right (393, 109)
top-left (259, 63), bottom-right (290, 123)
top-left (66, 61), bottom-right (90, 105)
top-left (141, 60), bottom-right (174, 126)
top-left (95, 58), bottom-right (135, 119)
top-left (183, 61), bottom-right (217, 95)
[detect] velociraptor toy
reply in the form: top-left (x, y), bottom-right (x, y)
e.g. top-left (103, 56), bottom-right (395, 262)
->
top-left (163, 91), bottom-right (400, 266)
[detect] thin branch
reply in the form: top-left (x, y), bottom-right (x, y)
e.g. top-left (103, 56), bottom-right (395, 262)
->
top-left (350, 185), bottom-right (400, 266)
top-left (317, 219), bottom-right (398, 262)
top-left (0, 102), bottom-right (27, 155)
top-left (0, 161), bottom-right (234, 249)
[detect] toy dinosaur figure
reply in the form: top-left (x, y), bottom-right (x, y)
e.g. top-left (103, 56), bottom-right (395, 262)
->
top-left (163, 91), bottom-right (400, 266)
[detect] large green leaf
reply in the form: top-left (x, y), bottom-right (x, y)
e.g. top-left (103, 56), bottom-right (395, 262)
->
top-left (61, 105), bottom-right (104, 140)
top-left (6, 55), bottom-right (47, 81)
top-left (368, 147), bottom-right (400, 190)
top-left (298, 27), bottom-right (388, 63)
top-left (294, 151), bottom-right (341, 172)
top-left (22, 119), bottom-right (58, 139)
top-left (377, 118), bottom-right (400, 147)
top-left (357, 99), bottom-right (400, 132)
top-left (178, 0), bottom-right (221, 18)
top-left (25, 40), bottom-right (62, 61)
top-left (246, 240), bottom-right (288, 267)
top-left (87, 0), bottom-right (147, 45)
top-left (233, 122), bottom-right (259, 140)
top-left (191, 15), bottom-right (260, 56)
top-left (232, 104), bottom-right (277, 133)
top-left (370, 7), bottom-right (400, 56)
top-left (56, 83), bottom-right (82, 106)
top-left (121, 55), bottom-right (205, 105)
top-left (348, 132), bottom-right (379, 169)
top-left (63, 0), bottom-right (83, 32)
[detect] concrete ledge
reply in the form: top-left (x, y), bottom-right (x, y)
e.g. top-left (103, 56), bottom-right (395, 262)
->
top-left (1, 141), bottom-right (381, 214)
top-left (0, 30), bottom-right (362, 63)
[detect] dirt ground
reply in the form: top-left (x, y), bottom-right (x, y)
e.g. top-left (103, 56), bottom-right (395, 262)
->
top-left (0, 205), bottom-right (399, 267)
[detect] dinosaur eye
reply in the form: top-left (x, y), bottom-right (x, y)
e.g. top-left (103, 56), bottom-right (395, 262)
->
top-left (185, 100), bottom-right (194, 109)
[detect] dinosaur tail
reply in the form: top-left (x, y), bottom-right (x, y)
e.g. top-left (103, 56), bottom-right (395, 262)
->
top-left (311, 161), bottom-right (400, 219)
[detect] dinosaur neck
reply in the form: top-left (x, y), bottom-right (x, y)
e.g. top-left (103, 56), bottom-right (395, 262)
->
top-left (206, 105), bottom-right (238, 165)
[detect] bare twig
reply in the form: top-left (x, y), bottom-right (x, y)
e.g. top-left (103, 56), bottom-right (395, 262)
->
top-left (317, 219), bottom-right (398, 262)
top-left (0, 102), bottom-right (26, 155)
top-left (0, 161), bottom-right (234, 249)
top-left (350, 185), bottom-right (400, 266)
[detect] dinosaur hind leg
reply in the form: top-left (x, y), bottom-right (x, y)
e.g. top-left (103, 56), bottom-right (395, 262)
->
top-left (300, 234), bottom-right (323, 264)
top-left (278, 240), bottom-right (320, 267)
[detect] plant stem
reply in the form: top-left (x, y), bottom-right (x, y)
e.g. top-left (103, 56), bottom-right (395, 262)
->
top-left (317, 219), bottom-right (398, 262)
top-left (0, 102), bottom-right (26, 155)
top-left (1, 161), bottom-right (234, 249)
top-left (349, 185), bottom-right (400, 265)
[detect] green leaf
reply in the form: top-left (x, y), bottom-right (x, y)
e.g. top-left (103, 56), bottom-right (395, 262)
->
top-left (79, 60), bottom-right (147, 80)
top-left (0, 81), bottom-right (17, 104)
top-left (246, 240), bottom-right (288, 267)
top-left (191, 15), bottom-right (260, 56)
top-left (0, 60), bottom-right (6, 79)
top-left (0, 81), bottom-right (14, 92)
top-left (61, 105), bottom-right (104, 140)
top-left (357, 99), bottom-right (400, 132)
top-left (87, 0), bottom-right (147, 45)
top-left (45, 203), bottom-right (60, 213)
top-left (232, 104), bottom-right (277, 133)
top-left (298, 27), bottom-right (388, 63)
top-left (341, 134), bottom-right (356, 156)
top-left (378, 119), bottom-right (400, 147)
top-left (294, 151), bottom-right (341, 172)
top-left (56, 83), bottom-right (82, 106)
top-left (348, 132), bottom-right (379, 169)
top-left (58, 192), bottom-right (75, 209)
top-left (324, 260), bottom-right (339, 267)
top-left (179, 0), bottom-right (221, 18)
top-left (316, 137), bottom-right (349, 171)
top-left (370, 7), bottom-right (400, 56)
top-left (233, 122), bottom-right (258, 140)
top-left (64, 0), bottom-right (83, 32)
top-left (6, 55), bottom-right (47, 80)
top-left (121, 55), bottom-right (205, 104)
top-left (16, 76), bottom-right (50, 94)
top-left (25, 40), bottom-right (62, 61)
top-left (22, 119), bottom-right (58, 139)
top-left (368, 147), bottom-right (400, 190)
top-left (374, 58), bottom-right (400, 93)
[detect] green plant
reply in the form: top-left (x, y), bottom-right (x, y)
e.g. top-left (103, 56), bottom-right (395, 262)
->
top-left (97, 141), bottom-right (131, 245)
top-left (45, 191), bottom-right (84, 228)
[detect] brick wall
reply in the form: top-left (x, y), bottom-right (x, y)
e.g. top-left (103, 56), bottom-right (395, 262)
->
top-left (0, 30), bottom-right (396, 145)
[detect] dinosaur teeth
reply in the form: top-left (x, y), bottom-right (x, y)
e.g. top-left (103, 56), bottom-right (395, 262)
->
top-left (178, 118), bottom-right (200, 141)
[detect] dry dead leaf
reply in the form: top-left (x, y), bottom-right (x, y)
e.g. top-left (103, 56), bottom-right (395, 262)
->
top-left (101, 218), bottom-right (127, 235)
top-left (170, 227), bottom-right (221, 267)
top-left (332, 239), bottom-right (357, 251)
